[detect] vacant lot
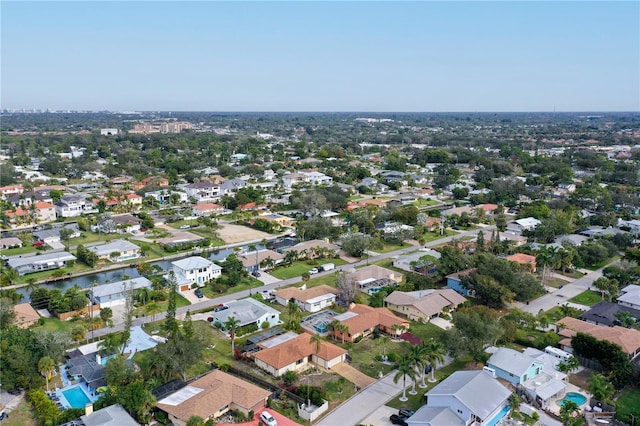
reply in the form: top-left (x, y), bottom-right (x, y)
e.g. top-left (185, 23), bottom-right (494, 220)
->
top-left (216, 224), bottom-right (271, 244)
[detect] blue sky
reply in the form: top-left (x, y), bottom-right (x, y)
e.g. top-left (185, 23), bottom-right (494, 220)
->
top-left (2, 1), bottom-right (638, 112)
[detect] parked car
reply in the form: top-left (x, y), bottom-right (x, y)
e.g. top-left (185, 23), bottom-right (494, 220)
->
top-left (308, 268), bottom-right (319, 274)
top-left (390, 414), bottom-right (408, 426)
top-left (214, 304), bottom-right (228, 312)
top-left (260, 410), bottom-right (278, 426)
top-left (194, 288), bottom-right (204, 298)
top-left (251, 270), bottom-right (261, 277)
top-left (179, 225), bottom-right (190, 229)
top-left (399, 408), bottom-right (415, 419)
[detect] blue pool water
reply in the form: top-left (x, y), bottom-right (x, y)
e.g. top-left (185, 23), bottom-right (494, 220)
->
top-left (485, 405), bottom-right (510, 426)
top-left (62, 387), bottom-right (91, 408)
top-left (559, 392), bottom-right (587, 407)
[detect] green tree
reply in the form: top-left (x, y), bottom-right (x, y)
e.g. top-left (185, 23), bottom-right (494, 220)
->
top-left (556, 356), bottom-right (580, 382)
top-left (587, 374), bottom-right (615, 403)
top-left (559, 400), bottom-right (580, 426)
top-left (508, 393), bottom-right (523, 418)
top-left (71, 324), bottom-right (86, 343)
top-left (423, 339), bottom-right (446, 384)
top-left (38, 356), bottom-right (55, 392)
top-left (100, 307), bottom-right (113, 326)
top-left (592, 276), bottom-right (619, 302)
top-left (310, 333), bottom-right (323, 373)
top-left (445, 306), bottom-right (503, 362)
top-left (164, 272), bottom-right (179, 336)
top-left (98, 333), bottom-right (121, 357)
top-left (224, 316), bottom-right (241, 357)
top-left (186, 416), bottom-right (205, 426)
top-left (393, 354), bottom-right (417, 402)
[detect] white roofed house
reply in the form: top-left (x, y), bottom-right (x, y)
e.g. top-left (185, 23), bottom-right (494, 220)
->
top-left (55, 193), bottom-right (97, 218)
top-left (7, 251), bottom-right (76, 275)
top-left (618, 285), bottom-right (640, 311)
top-left (347, 264), bottom-right (403, 295)
top-left (183, 181), bottom-right (222, 202)
top-left (384, 289), bottom-right (467, 322)
top-left (88, 239), bottom-right (141, 263)
top-left (90, 277), bottom-right (153, 308)
top-left (166, 256), bottom-right (222, 292)
top-left (406, 370), bottom-right (512, 426)
top-left (212, 298), bottom-right (281, 331)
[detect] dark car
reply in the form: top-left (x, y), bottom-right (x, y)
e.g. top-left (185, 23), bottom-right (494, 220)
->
top-left (194, 288), bottom-right (204, 298)
top-left (252, 270), bottom-right (261, 277)
top-left (390, 414), bottom-right (408, 426)
top-left (399, 408), bottom-right (415, 419)
top-left (214, 304), bottom-right (228, 312)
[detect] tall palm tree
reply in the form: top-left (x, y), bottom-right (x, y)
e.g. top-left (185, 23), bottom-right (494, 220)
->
top-left (424, 339), bottom-right (446, 383)
top-left (327, 320), bottom-right (341, 341)
top-left (38, 356), bottom-right (55, 392)
top-left (310, 333), bottom-right (323, 373)
top-left (391, 323), bottom-right (405, 339)
top-left (408, 344), bottom-right (426, 395)
top-left (224, 316), bottom-right (241, 357)
top-left (377, 335), bottom-right (391, 360)
top-left (393, 354), bottom-right (417, 402)
top-left (98, 333), bottom-right (121, 357)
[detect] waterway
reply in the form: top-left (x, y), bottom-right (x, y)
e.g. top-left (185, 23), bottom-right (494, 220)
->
top-left (15, 244), bottom-right (264, 301)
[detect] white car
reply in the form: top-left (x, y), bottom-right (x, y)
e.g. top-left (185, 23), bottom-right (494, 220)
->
top-left (308, 268), bottom-right (319, 274)
top-left (260, 410), bottom-right (278, 426)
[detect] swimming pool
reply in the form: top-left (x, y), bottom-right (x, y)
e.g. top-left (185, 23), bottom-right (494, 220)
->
top-left (62, 386), bottom-right (91, 408)
top-left (485, 405), bottom-right (511, 426)
top-left (559, 392), bottom-right (587, 407)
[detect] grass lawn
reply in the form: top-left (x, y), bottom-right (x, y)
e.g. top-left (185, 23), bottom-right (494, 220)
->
top-left (568, 290), bottom-right (602, 306)
top-left (408, 322), bottom-right (447, 342)
top-left (269, 259), bottom-right (348, 280)
top-left (615, 387), bottom-right (640, 424)
top-left (376, 242), bottom-right (412, 254)
top-left (132, 293), bottom-right (191, 317)
top-left (1, 245), bottom-right (37, 256)
top-left (558, 270), bottom-right (586, 280)
top-left (386, 357), bottom-right (471, 411)
top-left (587, 256), bottom-right (620, 271)
top-left (201, 276), bottom-right (264, 299)
top-left (3, 401), bottom-right (36, 426)
top-left (418, 230), bottom-right (456, 244)
top-left (544, 277), bottom-right (570, 289)
top-left (34, 317), bottom-right (77, 333)
top-left (339, 337), bottom-right (410, 378)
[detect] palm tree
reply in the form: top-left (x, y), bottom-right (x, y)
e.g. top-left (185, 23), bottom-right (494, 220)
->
top-left (224, 316), bottom-right (241, 357)
top-left (377, 335), bottom-right (391, 360)
top-left (310, 333), bottom-right (323, 373)
top-left (136, 287), bottom-right (151, 306)
top-left (98, 333), bottom-right (121, 357)
top-left (393, 354), bottom-right (417, 402)
top-left (587, 374), bottom-right (615, 403)
top-left (1, 268), bottom-right (19, 286)
top-left (391, 323), bottom-right (405, 339)
top-left (536, 246), bottom-right (558, 285)
top-left (337, 323), bottom-right (349, 344)
top-left (38, 356), bottom-right (56, 392)
top-left (424, 339), bottom-right (446, 383)
top-left (557, 356), bottom-right (580, 382)
top-left (408, 344), bottom-right (426, 395)
top-left (559, 400), bottom-right (580, 426)
top-left (25, 277), bottom-right (38, 295)
top-left (327, 320), bottom-right (341, 341)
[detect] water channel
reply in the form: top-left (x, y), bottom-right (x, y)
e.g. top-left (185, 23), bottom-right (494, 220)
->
top-left (16, 244), bottom-right (264, 301)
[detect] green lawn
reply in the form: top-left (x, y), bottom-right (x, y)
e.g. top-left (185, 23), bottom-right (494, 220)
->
top-left (269, 259), bottom-right (348, 280)
top-left (376, 242), bottom-right (412, 254)
top-left (544, 277), bottom-right (570, 289)
top-left (568, 290), bottom-right (602, 306)
top-left (2, 401), bottom-right (36, 426)
top-left (586, 256), bottom-right (620, 271)
top-left (615, 387), bottom-right (640, 424)
top-left (407, 322), bottom-right (447, 342)
top-left (132, 293), bottom-right (191, 317)
top-left (339, 337), bottom-right (407, 378)
top-left (558, 270), bottom-right (586, 280)
top-left (34, 317), bottom-right (77, 333)
top-left (201, 276), bottom-right (264, 299)
top-left (1, 245), bottom-right (37, 256)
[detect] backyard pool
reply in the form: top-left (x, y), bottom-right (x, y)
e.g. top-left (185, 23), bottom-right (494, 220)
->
top-left (484, 405), bottom-right (511, 426)
top-left (62, 386), bottom-right (91, 408)
top-left (559, 392), bottom-right (587, 407)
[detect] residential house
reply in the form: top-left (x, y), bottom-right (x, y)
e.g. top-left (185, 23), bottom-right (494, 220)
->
top-left (33, 224), bottom-right (80, 247)
top-left (618, 219), bottom-right (640, 236)
top-left (192, 202), bottom-right (224, 217)
top-left (132, 176), bottom-right (169, 191)
top-left (329, 304), bottom-right (408, 342)
top-left (70, 404), bottom-right (139, 426)
top-left (88, 239), bottom-right (141, 262)
top-left (258, 212), bottom-right (295, 228)
top-left (212, 298), bottom-right (281, 330)
top-left (90, 277), bottom-right (153, 308)
top-left (6, 190), bottom-right (52, 207)
top-left (282, 171), bottom-right (333, 190)
top-left (55, 194), bottom-right (97, 218)
top-left (406, 370), bottom-right (512, 426)
top-left (92, 214), bottom-right (142, 234)
top-left (284, 239), bottom-right (340, 258)
top-left (508, 217), bottom-right (541, 234)
top-left (273, 285), bottom-right (339, 313)
top-left (156, 370), bottom-right (271, 426)
top-left (66, 351), bottom-right (108, 394)
top-left (556, 316), bottom-right (640, 360)
top-left (446, 268), bottom-right (477, 296)
top-left (5, 202), bottom-right (57, 225)
top-left (618, 285), bottom-right (640, 310)
top-left (183, 181), bottom-right (222, 202)
top-left (384, 289), bottom-right (467, 322)
top-left (145, 189), bottom-right (189, 204)
top-left (166, 256), bottom-right (222, 292)
top-left (13, 303), bottom-right (40, 328)
top-left (347, 265), bottom-right (403, 295)
top-left (554, 234), bottom-right (589, 247)
top-left (505, 253), bottom-right (537, 272)
top-left (579, 301), bottom-right (640, 327)
top-left (392, 250), bottom-right (441, 274)
top-left (0, 184), bottom-right (24, 199)
top-left (253, 332), bottom-right (347, 377)
top-left (0, 237), bottom-right (22, 249)
top-left (486, 347), bottom-right (546, 386)
top-left (440, 205), bottom-right (475, 217)
top-left (220, 178), bottom-right (247, 194)
top-left (497, 232), bottom-right (528, 247)
top-left (7, 251), bottom-right (76, 275)
top-left (238, 249), bottom-right (285, 272)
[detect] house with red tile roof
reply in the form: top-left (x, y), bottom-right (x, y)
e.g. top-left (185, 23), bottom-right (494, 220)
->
top-left (253, 332), bottom-right (347, 377)
top-left (329, 304), bottom-right (409, 342)
top-left (192, 202), bottom-right (224, 217)
top-left (4, 202), bottom-right (56, 225)
top-left (556, 316), bottom-right (640, 360)
top-left (505, 253), bottom-right (537, 272)
top-left (13, 303), bottom-right (40, 328)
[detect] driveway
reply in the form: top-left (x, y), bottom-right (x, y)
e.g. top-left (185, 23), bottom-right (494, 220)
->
top-left (255, 272), bottom-right (280, 285)
top-left (181, 288), bottom-right (207, 304)
top-left (359, 405), bottom-right (397, 426)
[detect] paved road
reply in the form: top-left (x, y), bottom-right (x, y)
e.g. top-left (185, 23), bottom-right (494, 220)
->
top-left (512, 266), bottom-right (607, 315)
top-left (84, 227), bottom-right (491, 339)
